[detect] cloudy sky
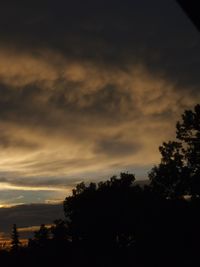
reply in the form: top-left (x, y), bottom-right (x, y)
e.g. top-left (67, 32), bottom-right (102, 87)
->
top-left (0, 0), bottom-right (200, 207)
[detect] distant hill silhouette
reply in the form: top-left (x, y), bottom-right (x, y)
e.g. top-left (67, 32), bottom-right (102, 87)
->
top-left (0, 204), bottom-right (64, 241)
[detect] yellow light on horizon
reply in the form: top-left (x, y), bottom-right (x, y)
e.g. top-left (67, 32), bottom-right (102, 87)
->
top-left (0, 182), bottom-right (69, 192)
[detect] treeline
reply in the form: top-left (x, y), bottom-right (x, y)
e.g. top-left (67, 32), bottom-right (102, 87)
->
top-left (0, 104), bottom-right (199, 267)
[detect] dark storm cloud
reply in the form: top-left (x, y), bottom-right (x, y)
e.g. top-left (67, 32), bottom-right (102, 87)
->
top-left (0, 84), bottom-right (54, 127)
top-left (95, 138), bottom-right (141, 157)
top-left (50, 83), bottom-right (135, 122)
top-left (0, 129), bottom-right (39, 150)
top-left (0, 76), bottom-right (134, 134)
top-left (1, 0), bottom-right (200, 88)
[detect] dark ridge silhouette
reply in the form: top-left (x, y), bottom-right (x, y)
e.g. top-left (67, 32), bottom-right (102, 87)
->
top-left (0, 203), bottom-right (64, 237)
top-left (176, 0), bottom-right (200, 31)
top-left (0, 104), bottom-right (199, 267)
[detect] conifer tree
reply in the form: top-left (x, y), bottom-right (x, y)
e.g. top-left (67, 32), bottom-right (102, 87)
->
top-left (11, 224), bottom-right (20, 251)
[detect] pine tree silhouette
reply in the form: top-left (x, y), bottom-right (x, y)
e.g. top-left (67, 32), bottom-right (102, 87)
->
top-left (11, 224), bottom-right (20, 251)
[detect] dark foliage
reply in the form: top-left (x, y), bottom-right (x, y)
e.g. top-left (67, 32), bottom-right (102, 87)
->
top-left (149, 104), bottom-right (200, 198)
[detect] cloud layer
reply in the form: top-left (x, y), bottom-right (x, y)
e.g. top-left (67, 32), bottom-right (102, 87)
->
top-left (0, 0), bottom-right (200, 205)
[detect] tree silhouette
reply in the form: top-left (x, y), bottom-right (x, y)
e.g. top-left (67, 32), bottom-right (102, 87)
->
top-left (176, 104), bottom-right (200, 196)
top-left (149, 104), bottom-right (200, 198)
top-left (63, 173), bottom-right (137, 248)
top-left (1, 167), bottom-right (200, 266)
top-left (11, 224), bottom-right (20, 251)
top-left (33, 224), bottom-right (49, 246)
top-left (51, 219), bottom-right (68, 242)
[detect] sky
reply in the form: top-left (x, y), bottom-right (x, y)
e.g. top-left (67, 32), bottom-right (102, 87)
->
top-left (0, 0), bottom-right (200, 209)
